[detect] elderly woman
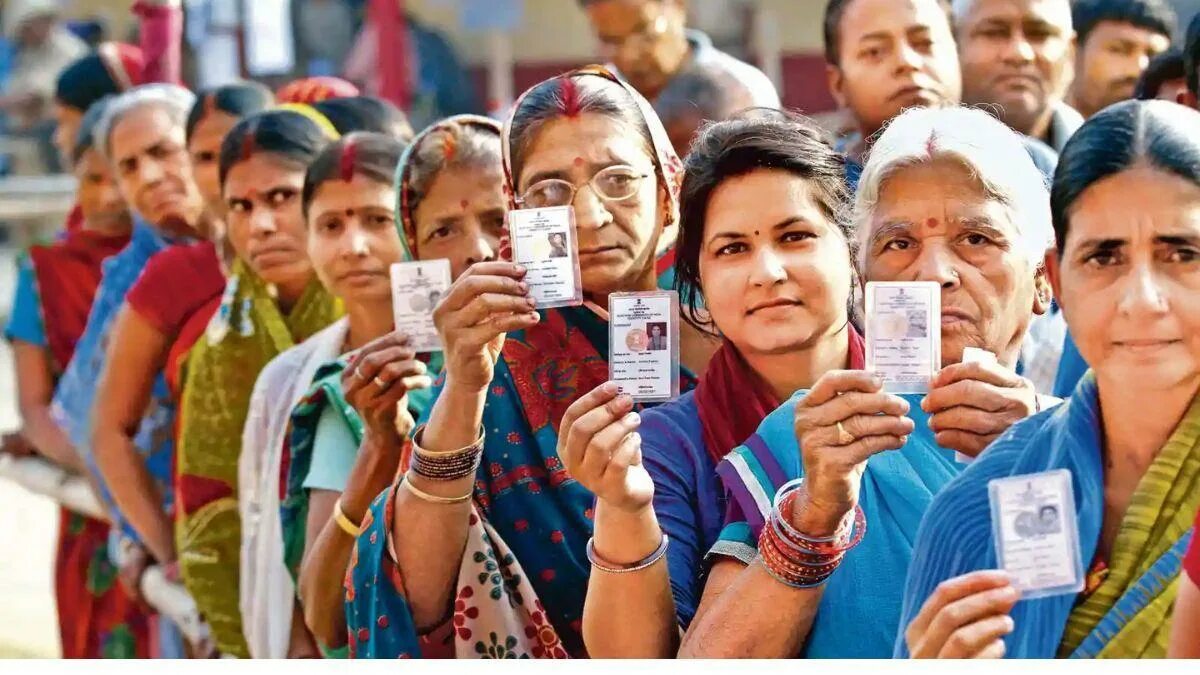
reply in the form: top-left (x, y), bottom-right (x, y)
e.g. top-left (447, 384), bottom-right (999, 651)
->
top-left (665, 105), bottom-right (1057, 658)
top-left (898, 100), bottom-right (1200, 659)
top-left (341, 65), bottom-right (710, 658)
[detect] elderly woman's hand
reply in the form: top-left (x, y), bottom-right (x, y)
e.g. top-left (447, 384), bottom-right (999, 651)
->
top-left (922, 362), bottom-right (1038, 458)
top-left (792, 371), bottom-right (915, 537)
top-left (434, 261), bottom-right (538, 393)
top-left (906, 570), bottom-right (1019, 658)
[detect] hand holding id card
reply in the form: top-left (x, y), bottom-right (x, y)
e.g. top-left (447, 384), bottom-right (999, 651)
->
top-left (609, 291), bottom-right (680, 402)
top-left (507, 205), bottom-right (583, 308)
top-left (988, 469), bottom-right (1085, 599)
top-left (390, 259), bottom-right (452, 353)
top-left (865, 281), bottom-right (941, 393)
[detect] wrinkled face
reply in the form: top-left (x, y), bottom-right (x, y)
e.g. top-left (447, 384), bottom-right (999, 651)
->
top-left (224, 152), bottom-right (312, 289)
top-left (516, 112), bottom-right (664, 298)
top-left (412, 164), bottom-right (505, 281)
top-left (108, 104), bottom-right (206, 238)
top-left (74, 147), bottom-right (131, 236)
top-left (863, 158), bottom-right (1050, 366)
top-left (1073, 21), bottom-right (1170, 118)
top-left (585, 0), bottom-right (689, 99)
top-left (52, 102), bottom-right (82, 167)
top-left (1052, 164), bottom-right (1200, 394)
top-left (189, 110), bottom-right (241, 216)
top-left (307, 174), bottom-right (403, 305)
top-left (829, 0), bottom-right (962, 140)
top-left (956, 0), bottom-right (1075, 136)
top-left (698, 169), bottom-right (853, 357)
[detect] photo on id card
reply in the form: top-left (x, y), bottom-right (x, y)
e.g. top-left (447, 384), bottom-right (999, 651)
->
top-left (507, 205), bottom-right (583, 308)
top-left (865, 281), bottom-right (941, 393)
top-left (609, 291), bottom-right (679, 403)
top-left (988, 469), bottom-right (1085, 599)
top-left (390, 259), bottom-right (452, 353)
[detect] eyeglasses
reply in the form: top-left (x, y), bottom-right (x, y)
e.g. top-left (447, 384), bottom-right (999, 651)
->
top-left (517, 165), bottom-right (649, 209)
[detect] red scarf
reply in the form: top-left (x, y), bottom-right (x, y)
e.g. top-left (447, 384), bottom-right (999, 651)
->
top-left (694, 325), bottom-right (865, 466)
top-left (28, 215), bottom-right (131, 370)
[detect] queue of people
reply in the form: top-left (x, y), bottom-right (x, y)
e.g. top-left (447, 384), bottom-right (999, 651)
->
top-left (2, 0), bottom-right (1200, 660)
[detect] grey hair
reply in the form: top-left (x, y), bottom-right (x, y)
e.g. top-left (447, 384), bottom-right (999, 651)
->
top-left (852, 106), bottom-right (1055, 271)
top-left (95, 83), bottom-right (196, 161)
top-left (407, 123), bottom-right (502, 211)
top-left (951, 0), bottom-right (1073, 28)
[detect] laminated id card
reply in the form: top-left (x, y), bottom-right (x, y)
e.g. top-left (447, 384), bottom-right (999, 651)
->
top-left (390, 259), bottom-right (452, 353)
top-left (507, 205), bottom-right (583, 309)
top-left (865, 281), bottom-right (941, 393)
top-left (609, 291), bottom-right (680, 403)
top-left (988, 469), bottom-right (1085, 599)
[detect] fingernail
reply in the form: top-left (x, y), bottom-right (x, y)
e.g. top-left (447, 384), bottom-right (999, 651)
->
top-left (617, 394), bottom-right (635, 409)
top-left (920, 397), bottom-right (929, 412)
top-left (601, 381), bottom-right (619, 395)
top-left (899, 435), bottom-right (909, 445)
top-left (1003, 616), bottom-right (1015, 632)
top-left (514, 264), bottom-right (526, 274)
top-left (624, 412), bottom-right (640, 425)
top-left (518, 281), bottom-right (529, 293)
top-left (526, 296), bottom-right (537, 309)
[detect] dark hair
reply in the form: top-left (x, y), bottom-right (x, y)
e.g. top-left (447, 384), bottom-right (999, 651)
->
top-left (312, 96), bottom-right (414, 140)
top-left (302, 132), bottom-right (405, 217)
top-left (1186, 12), bottom-right (1200, 95)
top-left (72, 95), bottom-right (114, 165)
top-left (507, 73), bottom-right (654, 189)
top-left (1135, 46), bottom-right (1185, 99)
top-left (219, 110), bottom-right (335, 187)
top-left (186, 82), bottom-right (275, 141)
top-left (1051, 99), bottom-right (1200, 254)
top-left (1072, 0), bottom-right (1176, 48)
top-left (54, 54), bottom-right (122, 112)
top-left (653, 62), bottom-right (752, 129)
top-left (674, 110), bottom-right (853, 333)
top-left (824, 0), bottom-right (950, 65)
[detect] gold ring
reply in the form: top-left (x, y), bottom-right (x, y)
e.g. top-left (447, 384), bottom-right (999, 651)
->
top-left (836, 421), bottom-right (855, 445)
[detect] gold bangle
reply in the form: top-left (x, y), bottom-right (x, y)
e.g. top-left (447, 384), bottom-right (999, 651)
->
top-left (333, 498), bottom-right (363, 537)
top-left (400, 476), bottom-right (472, 505)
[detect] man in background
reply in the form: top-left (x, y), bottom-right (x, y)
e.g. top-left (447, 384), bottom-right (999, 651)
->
top-left (821, 0), bottom-right (962, 188)
top-left (1182, 11), bottom-right (1200, 109)
top-left (578, 0), bottom-right (779, 108)
top-left (952, 0), bottom-right (1080, 152)
top-left (653, 60), bottom-right (756, 156)
top-left (1066, 0), bottom-right (1175, 119)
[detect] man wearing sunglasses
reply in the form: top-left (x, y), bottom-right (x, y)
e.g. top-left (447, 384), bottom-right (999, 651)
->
top-left (577, 0), bottom-right (780, 109)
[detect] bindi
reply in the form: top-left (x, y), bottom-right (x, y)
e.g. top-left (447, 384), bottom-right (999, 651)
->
top-left (925, 218), bottom-right (939, 230)
top-left (573, 157), bottom-right (585, 167)
top-left (460, 199), bottom-right (470, 210)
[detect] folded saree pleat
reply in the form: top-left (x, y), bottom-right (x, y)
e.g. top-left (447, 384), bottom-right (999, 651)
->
top-left (176, 260), bottom-right (341, 656)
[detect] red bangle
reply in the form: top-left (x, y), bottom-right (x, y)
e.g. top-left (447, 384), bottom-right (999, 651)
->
top-left (773, 482), bottom-right (867, 557)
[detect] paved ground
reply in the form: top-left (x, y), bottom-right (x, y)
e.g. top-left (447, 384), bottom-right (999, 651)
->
top-left (0, 246), bottom-right (61, 658)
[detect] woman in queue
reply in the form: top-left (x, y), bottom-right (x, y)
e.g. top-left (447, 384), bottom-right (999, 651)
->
top-left (173, 108), bottom-right (344, 657)
top-left (285, 116), bottom-right (507, 654)
top-left (341, 65), bottom-right (712, 658)
top-left (899, 100), bottom-right (1200, 659)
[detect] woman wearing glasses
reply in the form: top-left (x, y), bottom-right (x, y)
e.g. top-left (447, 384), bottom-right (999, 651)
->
top-left (341, 65), bottom-right (713, 658)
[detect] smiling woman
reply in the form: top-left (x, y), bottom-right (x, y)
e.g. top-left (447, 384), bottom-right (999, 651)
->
top-left (677, 105), bottom-right (1052, 659)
